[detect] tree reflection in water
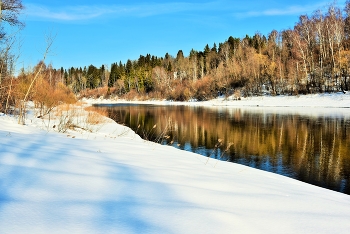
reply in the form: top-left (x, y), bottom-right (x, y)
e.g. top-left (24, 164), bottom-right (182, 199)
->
top-left (95, 104), bottom-right (350, 195)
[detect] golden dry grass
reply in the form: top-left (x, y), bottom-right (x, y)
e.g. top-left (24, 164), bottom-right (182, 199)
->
top-left (84, 106), bottom-right (109, 125)
top-left (75, 101), bottom-right (87, 106)
top-left (55, 104), bottom-right (72, 114)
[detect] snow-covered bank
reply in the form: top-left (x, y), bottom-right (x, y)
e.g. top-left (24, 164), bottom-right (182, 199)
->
top-left (1, 103), bottom-right (350, 234)
top-left (86, 92), bottom-right (350, 108)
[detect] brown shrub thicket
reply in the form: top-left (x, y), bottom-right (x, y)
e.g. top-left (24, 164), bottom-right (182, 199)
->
top-left (192, 76), bottom-right (216, 101)
top-left (123, 89), bottom-right (140, 101)
top-left (147, 91), bottom-right (163, 100)
top-left (166, 80), bottom-right (192, 101)
top-left (79, 87), bottom-right (115, 99)
top-left (0, 62), bottom-right (76, 119)
top-left (34, 80), bottom-right (76, 116)
top-left (91, 86), bottom-right (124, 99)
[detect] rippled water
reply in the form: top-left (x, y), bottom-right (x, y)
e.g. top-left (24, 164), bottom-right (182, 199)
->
top-left (95, 104), bottom-right (350, 194)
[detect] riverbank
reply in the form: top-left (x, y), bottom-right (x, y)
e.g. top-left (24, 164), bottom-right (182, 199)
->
top-left (85, 92), bottom-right (350, 108)
top-left (1, 96), bottom-right (350, 234)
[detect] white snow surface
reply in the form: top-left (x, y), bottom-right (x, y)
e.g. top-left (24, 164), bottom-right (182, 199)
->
top-left (1, 94), bottom-right (350, 234)
top-left (86, 92), bottom-right (350, 108)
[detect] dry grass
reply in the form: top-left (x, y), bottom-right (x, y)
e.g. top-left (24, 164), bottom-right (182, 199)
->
top-left (56, 104), bottom-right (72, 113)
top-left (84, 107), bottom-right (109, 125)
top-left (84, 106), bottom-right (108, 116)
top-left (86, 112), bottom-right (106, 125)
top-left (75, 101), bottom-right (87, 106)
top-left (52, 104), bottom-right (111, 133)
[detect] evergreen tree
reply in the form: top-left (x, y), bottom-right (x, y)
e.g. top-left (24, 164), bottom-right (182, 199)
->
top-left (125, 59), bottom-right (134, 91)
top-left (60, 67), bottom-right (64, 83)
top-left (176, 50), bottom-right (184, 60)
top-left (87, 65), bottom-right (100, 89)
top-left (211, 43), bottom-right (217, 53)
top-left (100, 64), bottom-right (105, 87)
top-left (227, 36), bottom-right (240, 54)
top-left (203, 44), bottom-right (211, 75)
top-left (108, 63), bottom-right (117, 87)
top-left (167, 61), bottom-right (172, 72)
top-left (64, 69), bottom-right (68, 86)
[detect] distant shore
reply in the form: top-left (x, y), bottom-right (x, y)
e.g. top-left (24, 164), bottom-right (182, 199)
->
top-left (84, 92), bottom-right (350, 110)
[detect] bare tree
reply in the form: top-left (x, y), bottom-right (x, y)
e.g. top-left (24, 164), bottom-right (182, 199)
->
top-left (0, 0), bottom-right (23, 113)
top-left (313, 10), bottom-right (326, 88)
top-left (0, 0), bottom-right (24, 40)
top-left (0, 0), bottom-right (24, 25)
top-left (328, 5), bottom-right (344, 91)
top-left (18, 35), bottom-right (54, 124)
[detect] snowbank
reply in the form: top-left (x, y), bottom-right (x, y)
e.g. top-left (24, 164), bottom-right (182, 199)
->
top-left (1, 97), bottom-right (350, 234)
top-left (84, 92), bottom-right (350, 108)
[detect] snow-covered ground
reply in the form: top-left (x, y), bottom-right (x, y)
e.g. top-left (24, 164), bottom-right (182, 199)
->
top-left (1, 94), bottom-right (350, 234)
top-left (86, 92), bottom-right (350, 108)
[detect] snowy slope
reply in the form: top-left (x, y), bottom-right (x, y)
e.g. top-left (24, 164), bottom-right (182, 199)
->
top-left (1, 102), bottom-right (350, 234)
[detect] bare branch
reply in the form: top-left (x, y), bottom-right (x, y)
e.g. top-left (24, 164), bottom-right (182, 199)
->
top-left (18, 34), bottom-right (54, 124)
top-left (0, 0), bottom-right (24, 27)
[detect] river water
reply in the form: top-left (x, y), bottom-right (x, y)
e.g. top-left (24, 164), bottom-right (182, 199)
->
top-left (94, 104), bottom-right (350, 195)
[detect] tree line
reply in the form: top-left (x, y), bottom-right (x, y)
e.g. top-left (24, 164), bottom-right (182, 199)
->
top-left (61, 2), bottom-right (350, 100)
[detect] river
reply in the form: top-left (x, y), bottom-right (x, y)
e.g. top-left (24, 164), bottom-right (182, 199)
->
top-left (94, 103), bottom-right (350, 195)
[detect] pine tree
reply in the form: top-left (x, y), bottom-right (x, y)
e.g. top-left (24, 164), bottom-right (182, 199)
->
top-left (108, 63), bottom-right (117, 87)
top-left (211, 43), bottom-right (217, 53)
top-left (176, 50), bottom-right (184, 60)
top-left (203, 44), bottom-right (211, 75)
top-left (64, 69), bottom-right (68, 86)
top-left (167, 61), bottom-right (172, 72)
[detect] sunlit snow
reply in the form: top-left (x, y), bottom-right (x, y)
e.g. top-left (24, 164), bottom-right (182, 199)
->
top-left (1, 94), bottom-right (350, 234)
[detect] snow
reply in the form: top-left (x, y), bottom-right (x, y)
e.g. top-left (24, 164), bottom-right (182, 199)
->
top-left (86, 92), bottom-right (350, 108)
top-left (1, 94), bottom-right (350, 234)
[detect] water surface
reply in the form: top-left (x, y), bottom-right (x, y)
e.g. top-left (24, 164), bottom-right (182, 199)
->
top-left (95, 104), bottom-right (350, 194)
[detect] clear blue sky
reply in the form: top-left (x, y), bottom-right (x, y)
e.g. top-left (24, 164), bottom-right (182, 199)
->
top-left (16, 0), bottom-right (347, 71)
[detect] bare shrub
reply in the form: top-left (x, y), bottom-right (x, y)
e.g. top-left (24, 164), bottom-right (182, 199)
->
top-left (11, 73), bottom-right (33, 120)
top-left (105, 87), bottom-right (117, 99)
top-left (34, 80), bottom-right (76, 117)
top-left (233, 89), bottom-right (241, 100)
top-left (57, 114), bottom-right (75, 133)
top-left (53, 103), bottom-right (112, 134)
top-left (114, 79), bottom-right (126, 96)
top-left (192, 76), bottom-right (215, 101)
top-left (79, 87), bottom-right (110, 99)
top-left (167, 81), bottom-right (192, 101)
top-left (147, 91), bottom-right (163, 100)
top-left (55, 104), bottom-right (77, 133)
top-left (0, 76), bottom-right (16, 114)
top-left (123, 89), bottom-right (139, 100)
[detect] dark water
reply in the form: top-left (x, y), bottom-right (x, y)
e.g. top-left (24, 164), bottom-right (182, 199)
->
top-left (94, 104), bottom-right (350, 195)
